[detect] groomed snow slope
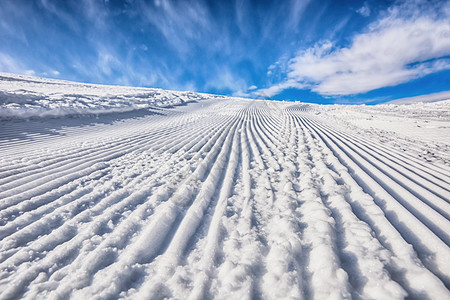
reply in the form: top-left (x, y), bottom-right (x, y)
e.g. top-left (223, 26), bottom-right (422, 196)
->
top-left (1, 75), bottom-right (450, 299)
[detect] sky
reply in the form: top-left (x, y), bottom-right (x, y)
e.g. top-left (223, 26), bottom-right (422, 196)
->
top-left (0, 0), bottom-right (449, 104)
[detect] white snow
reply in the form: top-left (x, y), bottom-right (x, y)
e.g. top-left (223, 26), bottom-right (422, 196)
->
top-left (1, 73), bottom-right (449, 299)
top-left (0, 72), bottom-right (224, 119)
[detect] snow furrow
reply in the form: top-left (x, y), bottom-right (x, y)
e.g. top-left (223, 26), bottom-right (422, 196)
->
top-left (303, 110), bottom-right (450, 178)
top-left (45, 122), bottom-right (233, 299)
top-left (298, 116), bottom-right (450, 296)
top-left (303, 118), bottom-right (450, 242)
top-left (0, 106), bottom-right (237, 299)
top-left (211, 108), bottom-right (263, 299)
top-left (186, 116), bottom-right (242, 300)
top-left (293, 115), bottom-right (352, 300)
top-left (259, 112), bottom-right (305, 300)
top-left (63, 114), bottom-right (241, 299)
top-left (306, 118), bottom-right (450, 199)
top-left (304, 118), bottom-right (450, 254)
top-left (290, 113), bottom-right (406, 299)
top-left (136, 116), bottom-right (243, 299)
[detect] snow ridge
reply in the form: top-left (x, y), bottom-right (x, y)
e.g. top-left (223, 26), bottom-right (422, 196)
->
top-left (0, 73), bottom-right (224, 119)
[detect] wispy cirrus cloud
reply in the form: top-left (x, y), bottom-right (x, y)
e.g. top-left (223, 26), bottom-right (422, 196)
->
top-left (257, 80), bottom-right (306, 99)
top-left (0, 52), bottom-right (30, 74)
top-left (261, 0), bottom-right (450, 97)
top-left (0, 51), bottom-right (40, 78)
top-left (138, 0), bottom-right (215, 55)
top-left (357, 2), bottom-right (371, 17)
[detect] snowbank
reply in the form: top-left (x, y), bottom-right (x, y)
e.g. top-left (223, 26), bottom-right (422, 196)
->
top-left (0, 72), bottom-right (223, 119)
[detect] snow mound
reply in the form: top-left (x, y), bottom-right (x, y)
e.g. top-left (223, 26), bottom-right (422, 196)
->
top-left (0, 72), bottom-right (223, 119)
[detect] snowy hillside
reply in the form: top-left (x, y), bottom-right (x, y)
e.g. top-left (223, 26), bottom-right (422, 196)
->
top-left (0, 72), bottom-right (224, 119)
top-left (1, 74), bottom-right (449, 299)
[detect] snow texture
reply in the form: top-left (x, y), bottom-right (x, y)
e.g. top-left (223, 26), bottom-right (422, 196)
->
top-left (0, 73), bottom-right (449, 299)
top-left (0, 73), bottom-right (223, 119)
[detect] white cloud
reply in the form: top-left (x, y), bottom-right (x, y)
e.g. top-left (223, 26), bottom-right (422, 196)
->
top-left (0, 52), bottom-right (22, 73)
top-left (264, 0), bottom-right (450, 96)
top-left (232, 84), bottom-right (259, 98)
top-left (39, 0), bottom-right (81, 34)
top-left (140, 0), bottom-right (213, 55)
top-left (357, 2), bottom-right (371, 17)
top-left (97, 50), bottom-right (120, 77)
top-left (204, 67), bottom-right (248, 94)
top-left (286, 0), bottom-right (311, 30)
top-left (388, 90), bottom-right (450, 104)
top-left (257, 80), bottom-right (306, 98)
top-left (0, 52), bottom-right (37, 77)
top-left (81, 0), bottom-right (109, 29)
top-left (24, 70), bottom-right (36, 76)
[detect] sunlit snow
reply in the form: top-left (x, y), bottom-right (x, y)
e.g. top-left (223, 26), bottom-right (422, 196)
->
top-left (1, 73), bottom-right (449, 299)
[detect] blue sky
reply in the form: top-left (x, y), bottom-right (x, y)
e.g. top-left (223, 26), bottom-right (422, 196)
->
top-left (0, 0), bottom-right (449, 104)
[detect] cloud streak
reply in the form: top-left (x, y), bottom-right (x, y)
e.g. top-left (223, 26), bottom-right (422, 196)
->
top-left (0, 52), bottom-right (29, 75)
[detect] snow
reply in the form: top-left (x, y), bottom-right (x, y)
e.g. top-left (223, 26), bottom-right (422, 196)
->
top-left (0, 72), bottom-right (224, 119)
top-left (1, 73), bottom-right (449, 299)
top-left (317, 100), bottom-right (450, 146)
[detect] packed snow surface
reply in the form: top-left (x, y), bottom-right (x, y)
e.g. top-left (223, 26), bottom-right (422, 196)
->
top-left (1, 74), bottom-right (449, 299)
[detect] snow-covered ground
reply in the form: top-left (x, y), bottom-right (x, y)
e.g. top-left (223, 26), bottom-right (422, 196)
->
top-left (1, 73), bottom-right (449, 299)
top-left (0, 72), bottom-right (224, 119)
